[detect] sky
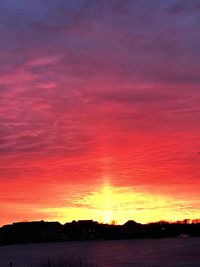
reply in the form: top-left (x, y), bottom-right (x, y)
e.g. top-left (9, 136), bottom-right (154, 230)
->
top-left (0, 0), bottom-right (200, 226)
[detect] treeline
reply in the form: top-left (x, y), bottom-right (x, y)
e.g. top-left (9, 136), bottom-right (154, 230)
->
top-left (0, 219), bottom-right (200, 245)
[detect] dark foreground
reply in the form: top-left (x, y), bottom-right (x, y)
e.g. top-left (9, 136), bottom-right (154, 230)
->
top-left (1, 220), bottom-right (200, 245)
top-left (0, 238), bottom-right (200, 267)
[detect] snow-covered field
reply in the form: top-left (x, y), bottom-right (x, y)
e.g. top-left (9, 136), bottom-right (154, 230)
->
top-left (0, 238), bottom-right (200, 267)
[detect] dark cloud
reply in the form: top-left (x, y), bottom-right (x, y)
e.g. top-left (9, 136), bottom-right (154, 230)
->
top-left (168, 0), bottom-right (200, 15)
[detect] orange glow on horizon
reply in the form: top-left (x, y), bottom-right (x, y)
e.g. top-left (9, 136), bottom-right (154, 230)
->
top-left (25, 182), bottom-right (199, 226)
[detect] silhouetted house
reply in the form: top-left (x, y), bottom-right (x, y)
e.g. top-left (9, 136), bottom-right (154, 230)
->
top-left (123, 220), bottom-right (138, 227)
top-left (77, 220), bottom-right (98, 240)
top-left (41, 221), bottom-right (66, 241)
top-left (1, 219), bottom-right (200, 245)
top-left (122, 220), bottom-right (141, 238)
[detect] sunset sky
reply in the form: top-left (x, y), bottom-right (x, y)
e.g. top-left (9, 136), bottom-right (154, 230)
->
top-left (0, 0), bottom-right (200, 226)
